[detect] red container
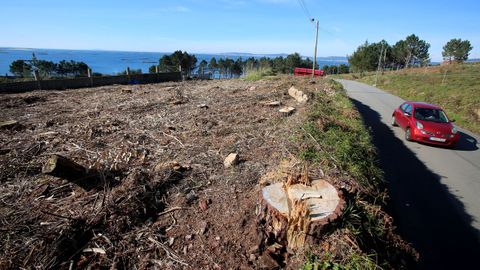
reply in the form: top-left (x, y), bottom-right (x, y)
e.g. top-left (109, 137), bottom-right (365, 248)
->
top-left (294, 68), bottom-right (324, 77)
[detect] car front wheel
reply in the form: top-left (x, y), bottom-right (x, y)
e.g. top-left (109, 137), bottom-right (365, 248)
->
top-left (405, 127), bottom-right (412, 141)
top-left (391, 115), bottom-right (398, 127)
top-left (447, 142), bottom-right (457, 149)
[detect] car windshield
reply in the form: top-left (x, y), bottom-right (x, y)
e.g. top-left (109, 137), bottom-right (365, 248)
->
top-left (414, 108), bottom-right (449, 123)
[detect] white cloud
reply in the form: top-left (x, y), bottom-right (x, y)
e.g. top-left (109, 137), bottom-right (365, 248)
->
top-left (331, 26), bottom-right (342, 33)
top-left (174, 6), bottom-right (191, 12)
top-left (159, 5), bottom-right (191, 13)
top-left (218, 0), bottom-right (247, 9)
top-left (259, 0), bottom-right (295, 3)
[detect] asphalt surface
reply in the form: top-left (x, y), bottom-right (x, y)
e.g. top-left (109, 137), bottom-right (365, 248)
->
top-left (336, 79), bottom-right (480, 269)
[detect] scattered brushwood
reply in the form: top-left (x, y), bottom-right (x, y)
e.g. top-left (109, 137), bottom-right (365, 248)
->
top-left (0, 77), bottom-right (311, 269)
top-left (169, 87), bottom-right (189, 105)
top-left (0, 165), bottom-right (190, 269)
top-left (0, 77), bottom-right (416, 269)
top-left (0, 140), bottom-right (45, 182)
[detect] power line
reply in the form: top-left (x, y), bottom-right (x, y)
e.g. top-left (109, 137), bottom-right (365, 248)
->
top-left (296, 0), bottom-right (318, 77)
top-left (297, 0), bottom-right (335, 42)
top-left (297, 0), bottom-right (309, 17)
top-left (296, 0), bottom-right (313, 22)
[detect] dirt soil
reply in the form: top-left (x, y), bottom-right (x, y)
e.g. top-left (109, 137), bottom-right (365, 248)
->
top-left (0, 77), bottom-right (326, 269)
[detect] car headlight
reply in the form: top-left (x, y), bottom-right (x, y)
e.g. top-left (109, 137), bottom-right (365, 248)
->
top-left (416, 121), bottom-right (424, 129)
top-left (452, 127), bottom-right (457, 134)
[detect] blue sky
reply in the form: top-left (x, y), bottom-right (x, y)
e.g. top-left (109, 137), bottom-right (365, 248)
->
top-left (1, 0), bottom-right (479, 61)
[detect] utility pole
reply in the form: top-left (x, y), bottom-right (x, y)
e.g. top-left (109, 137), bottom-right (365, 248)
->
top-left (312, 18), bottom-right (319, 78)
top-left (374, 42), bottom-right (384, 87)
top-left (382, 46), bottom-right (387, 74)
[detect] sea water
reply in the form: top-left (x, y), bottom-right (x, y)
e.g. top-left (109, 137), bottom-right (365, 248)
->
top-left (0, 47), bottom-right (347, 76)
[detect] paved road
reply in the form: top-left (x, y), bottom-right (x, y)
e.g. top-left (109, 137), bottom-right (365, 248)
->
top-left (337, 79), bottom-right (480, 269)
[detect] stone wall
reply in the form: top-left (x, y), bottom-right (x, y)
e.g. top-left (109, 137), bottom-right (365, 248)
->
top-left (0, 72), bottom-right (182, 93)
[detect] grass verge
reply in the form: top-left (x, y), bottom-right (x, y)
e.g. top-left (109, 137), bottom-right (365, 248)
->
top-left (293, 79), bottom-right (416, 269)
top-left (303, 252), bottom-right (378, 270)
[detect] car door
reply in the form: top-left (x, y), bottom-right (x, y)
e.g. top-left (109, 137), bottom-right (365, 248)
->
top-left (396, 103), bottom-right (409, 128)
top-left (403, 104), bottom-right (413, 128)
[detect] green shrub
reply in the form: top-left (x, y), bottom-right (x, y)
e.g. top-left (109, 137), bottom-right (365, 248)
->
top-left (243, 68), bottom-right (276, 81)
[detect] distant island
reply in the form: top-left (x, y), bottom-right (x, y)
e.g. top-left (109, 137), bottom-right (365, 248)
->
top-left (219, 52), bottom-right (348, 62)
top-left (467, 58), bottom-right (480, 63)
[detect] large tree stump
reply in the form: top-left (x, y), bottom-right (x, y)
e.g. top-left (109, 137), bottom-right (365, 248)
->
top-left (261, 180), bottom-right (344, 250)
top-left (42, 155), bottom-right (98, 190)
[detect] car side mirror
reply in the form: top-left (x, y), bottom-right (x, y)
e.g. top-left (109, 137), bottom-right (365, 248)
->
top-left (450, 119), bottom-right (456, 123)
top-left (404, 112), bottom-right (411, 117)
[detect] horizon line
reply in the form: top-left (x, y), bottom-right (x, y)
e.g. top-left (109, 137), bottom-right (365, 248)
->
top-left (0, 46), bottom-right (350, 59)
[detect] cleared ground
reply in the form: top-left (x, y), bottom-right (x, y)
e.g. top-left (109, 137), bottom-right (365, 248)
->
top-left (0, 77), bottom-right (414, 269)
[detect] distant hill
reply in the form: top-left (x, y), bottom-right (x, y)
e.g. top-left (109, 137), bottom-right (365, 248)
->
top-left (316, 56), bottom-right (348, 62)
top-left (218, 52), bottom-right (289, 58)
top-left (218, 52), bottom-right (348, 63)
top-left (467, 58), bottom-right (480, 63)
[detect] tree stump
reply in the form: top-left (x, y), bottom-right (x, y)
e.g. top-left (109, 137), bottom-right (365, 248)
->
top-left (261, 180), bottom-right (344, 250)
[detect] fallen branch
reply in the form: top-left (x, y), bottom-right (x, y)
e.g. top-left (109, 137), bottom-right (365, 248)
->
top-left (158, 207), bottom-right (189, 217)
top-left (41, 210), bottom-right (74, 220)
top-left (71, 143), bottom-right (97, 154)
top-left (165, 213), bottom-right (177, 232)
top-left (161, 131), bottom-right (184, 147)
top-left (148, 237), bottom-right (189, 266)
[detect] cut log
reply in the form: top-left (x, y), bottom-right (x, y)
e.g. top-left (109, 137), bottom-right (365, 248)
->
top-left (288, 86), bottom-right (309, 103)
top-left (262, 101), bottom-right (281, 107)
top-left (279, 107), bottom-right (295, 115)
top-left (170, 99), bottom-right (184, 105)
top-left (261, 180), bottom-right (344, 250)
top-left (42, 155), bottom-right (97, 190)
top-left (154, 161), bottom-right (191, 173)
top-left (224, 153), bottom-right (239, 168)
top-left (0, 120), bottom-right (19, 129)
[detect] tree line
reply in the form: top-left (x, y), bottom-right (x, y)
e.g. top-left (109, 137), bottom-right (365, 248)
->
top-left (322, 64), bottom-right (350, 75)
top-left (9, 53), bottom-right (90, 78)
top-left (8, 51), bottom-right (353, 80)
top-left (349, 34), bottom-right (473, 73)
top-left (149, 51), bottom-right (324, 78)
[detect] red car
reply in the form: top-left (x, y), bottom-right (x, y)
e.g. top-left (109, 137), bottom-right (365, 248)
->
top-left (391, 101), bottom-right (460, 148)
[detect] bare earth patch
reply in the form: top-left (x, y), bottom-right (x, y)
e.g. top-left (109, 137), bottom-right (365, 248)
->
top-left (0, 77), bottom-right (336, 269)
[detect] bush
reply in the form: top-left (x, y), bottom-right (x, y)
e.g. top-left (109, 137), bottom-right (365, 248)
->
top-left (242, 68), bottom-right (276, 81)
